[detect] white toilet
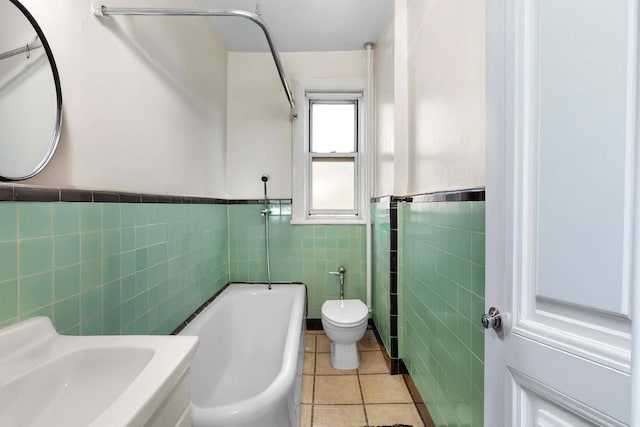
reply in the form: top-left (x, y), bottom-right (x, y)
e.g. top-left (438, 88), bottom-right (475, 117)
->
top-left (321, 299), bottom-right (369, 370)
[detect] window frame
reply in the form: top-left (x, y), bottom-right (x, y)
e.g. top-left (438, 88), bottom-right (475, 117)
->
top-left (292, 77), bottom-right (368, 225)
top-left (308, 99), bottom-right (359, 216)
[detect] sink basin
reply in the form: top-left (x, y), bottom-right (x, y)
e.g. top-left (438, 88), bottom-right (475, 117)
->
top-left (1, 347), bottom-right (153, 426)
top-left (0, 317), bottom-right (199, 427)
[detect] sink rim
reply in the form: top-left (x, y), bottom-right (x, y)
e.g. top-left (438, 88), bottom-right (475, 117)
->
top-left (0, 317), bottom-right (199, 427)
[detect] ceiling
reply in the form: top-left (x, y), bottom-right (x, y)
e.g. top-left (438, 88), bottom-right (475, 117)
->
top-left (195, 0), bottom-right (392, 52)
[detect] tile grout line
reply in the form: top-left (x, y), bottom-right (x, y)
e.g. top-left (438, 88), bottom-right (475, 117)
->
top-left (310, 334), bottom-right (317, 427)
top-left (356, 369), bottom-right (369, 426)
top-left (16, 204), bottom-right (21, 320)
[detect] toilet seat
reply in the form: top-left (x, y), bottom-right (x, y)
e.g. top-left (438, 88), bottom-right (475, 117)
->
top-left (321, 299), bottom-right (368, 327)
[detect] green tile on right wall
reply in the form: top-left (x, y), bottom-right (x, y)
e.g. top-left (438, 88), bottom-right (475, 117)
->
top-left (400, 201), bottom-right (485, 427)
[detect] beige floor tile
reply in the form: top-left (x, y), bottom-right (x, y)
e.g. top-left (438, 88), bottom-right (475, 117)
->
top-left (300, 404), bottom-right (312, 427)
top-left (304, 352), bottom-right (316, 375)
top-left (302, 374), bottom-right (314, 404)
top-left (313, 405), bottom-right (367, 427)
top-left (360, 374), bottom-right (413, 404)
top-left (314, 375), bottom-right (363, 404)
top-left (308, 329), bottom-right (325, 335)
top-left (357, 330), bottom-right (382, 352)
top-left (357, 350), bottom-right (389, 375)
top-left (316, 352), bottom-right (357, 375)
top-left (365, 404), bottom-right (425, 426)
top-left (316, 333), bottom-right (332, 353)
top-left (305, 334), bottom-right (317, 353)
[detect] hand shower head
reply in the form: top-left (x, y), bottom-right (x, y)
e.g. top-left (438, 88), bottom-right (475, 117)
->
top-left (261, 174), bottom-right (269, 182)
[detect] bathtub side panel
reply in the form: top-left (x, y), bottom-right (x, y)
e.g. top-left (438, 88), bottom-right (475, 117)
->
top-left (180, 283), bottom-right (306, 427)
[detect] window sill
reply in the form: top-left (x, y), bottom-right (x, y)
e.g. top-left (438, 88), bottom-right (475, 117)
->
top-left (290, 216), bottom-right (367, 225)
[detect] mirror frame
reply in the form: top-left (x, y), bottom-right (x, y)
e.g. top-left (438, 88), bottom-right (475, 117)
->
top-left (1, 0), bottom-right (63, 181)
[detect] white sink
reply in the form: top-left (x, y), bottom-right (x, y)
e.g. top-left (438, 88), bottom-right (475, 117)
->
top-left (0, 317), bottom-right (199, 427)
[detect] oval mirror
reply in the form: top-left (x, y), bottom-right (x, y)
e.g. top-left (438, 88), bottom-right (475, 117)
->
top-left (0, 0), bottom-right (62, 181)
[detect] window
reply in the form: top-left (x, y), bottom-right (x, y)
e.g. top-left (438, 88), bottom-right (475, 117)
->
top-left (292, 78), bottom-right (368, 224)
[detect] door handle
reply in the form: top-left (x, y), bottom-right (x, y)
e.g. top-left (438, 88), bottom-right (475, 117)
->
top-left (481, 307), bottom-right (503, 331)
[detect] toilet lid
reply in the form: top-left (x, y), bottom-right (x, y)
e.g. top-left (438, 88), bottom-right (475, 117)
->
top-left (321, 299), bottom-right (368, 325)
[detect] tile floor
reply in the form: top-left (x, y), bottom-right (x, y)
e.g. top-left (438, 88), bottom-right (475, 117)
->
top-left (300, 329), bottom-right (425, 427)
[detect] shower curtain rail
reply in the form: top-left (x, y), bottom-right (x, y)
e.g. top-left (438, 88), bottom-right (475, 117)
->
top-left (0, 37), bottom-right (41, 61)
top-left (96, 5), bottom-right (297, 118)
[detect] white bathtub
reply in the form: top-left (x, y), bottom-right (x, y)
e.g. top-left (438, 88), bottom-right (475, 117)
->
top-left (179, 283), bottom-right (306, 427)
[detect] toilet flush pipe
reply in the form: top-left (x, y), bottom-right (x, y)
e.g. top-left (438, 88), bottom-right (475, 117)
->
top-left (329, 266), bottom-right (346, 300)
top-left (365, 42), bottom-right (375, 315)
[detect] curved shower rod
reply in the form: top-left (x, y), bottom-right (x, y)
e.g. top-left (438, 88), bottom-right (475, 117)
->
top-left (95, 5), bottom-right (297, 118)
top-left (0, 36), bottom-right (42, 61)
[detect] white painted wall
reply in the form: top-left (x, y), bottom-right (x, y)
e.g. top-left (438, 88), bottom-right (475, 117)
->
top-left (393, 0), bottom-right (410, 197)
top-left (373, 0), bottom-right (488, 197)
top-left (373, 9), bottom-right (395, 198)
top-left (226, 51), bottom-right (366, 199)
top-left (0, 2), bottom-right (57, 179)
top-left (403, 0), bottom-right (486, 194)
top-left (21, 0), bottom-right (228, 197)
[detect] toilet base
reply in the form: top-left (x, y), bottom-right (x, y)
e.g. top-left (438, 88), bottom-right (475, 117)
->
top-left (331, 342), bottom-right (360, 370)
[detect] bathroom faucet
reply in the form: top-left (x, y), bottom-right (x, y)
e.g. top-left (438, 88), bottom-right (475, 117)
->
top-left (328, 266), bottom-right (346, 300)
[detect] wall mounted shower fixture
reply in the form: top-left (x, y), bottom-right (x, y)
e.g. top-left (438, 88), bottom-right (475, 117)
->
top-left (261, 174), bottom-right (272, 289)
top-left (93, 3), bottom-right (297, 118)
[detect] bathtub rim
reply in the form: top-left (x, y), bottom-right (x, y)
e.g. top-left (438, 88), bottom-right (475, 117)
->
top-left (170, 281), bottom-right (308, 336)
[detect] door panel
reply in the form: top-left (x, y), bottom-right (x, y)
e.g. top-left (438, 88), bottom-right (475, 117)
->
top-left (535, 0), bottom-right (632, 316)
top-left (485, 0), bottom-right (635, 425)
top-left (509, 335), bottom-right (631, 424)
top-left (514, 0), bottom-right (632, 371)
top-left (513, 377), bottom-right (608, 427)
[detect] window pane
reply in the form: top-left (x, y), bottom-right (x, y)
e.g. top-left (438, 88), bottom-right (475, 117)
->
top-left (310, 102), bottom-right (356, 153)
top-left (311, 158), bottom-right (355, 211)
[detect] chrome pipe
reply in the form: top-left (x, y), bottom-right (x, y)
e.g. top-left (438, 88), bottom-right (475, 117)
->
top-left (97, 6), bottom-right (297, 117)
top-left (0, 38), bottom-right (42, 61)
top-left (261, 175), bottom-right (272, 289)
top-left (328, 266), bottom-right (346, 300)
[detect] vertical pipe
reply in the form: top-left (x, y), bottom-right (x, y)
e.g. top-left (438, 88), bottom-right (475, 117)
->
top-left (365, 42), bottom-right (375, 315)
top-left (261, 175), bottom-right (272, 289)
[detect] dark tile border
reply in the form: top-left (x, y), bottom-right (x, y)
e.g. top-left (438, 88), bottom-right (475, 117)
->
top-left (170, 283), bottom-right (231, 335)
top-left (404, 188), bottom-right (485, 203)
top-left (227, 199), bottom-right (293, 205)
top-left (93, 191), bottom-right (120, 203)
top-left (370, 195), bottom-right (393, 203)
top-left (60, 189), bottom-right (92, 202)
top-left (14, 186), bottom-right (59, 202)
top-left (0, 183), bottom-right (291, 205)
top-left (389, 199), bottom-right (399, 369)
top-left (0, 186), bottom-right (14, 201)
top-left (374, 189), bottom-right (485, 204)
top-left (306, 318), bottom-right (374, 331)
top-left (307, 318), bottom-right (323, 330)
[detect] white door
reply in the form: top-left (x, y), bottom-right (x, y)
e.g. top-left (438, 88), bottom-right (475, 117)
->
top-left (485, 0), bottom-right (636, 426)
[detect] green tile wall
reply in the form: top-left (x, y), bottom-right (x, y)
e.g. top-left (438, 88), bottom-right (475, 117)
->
top-left (371, 201), bottom-right (391, 352)
top-left (227, 204), bottom-right (366, 318)
top-left (0, 202), bottom-right (229, 335)
top-left (400, 201), bottom-right (485, 427)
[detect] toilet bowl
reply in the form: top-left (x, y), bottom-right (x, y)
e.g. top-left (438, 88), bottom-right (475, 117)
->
top-left (321, 299), bottom-right (369, 370)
